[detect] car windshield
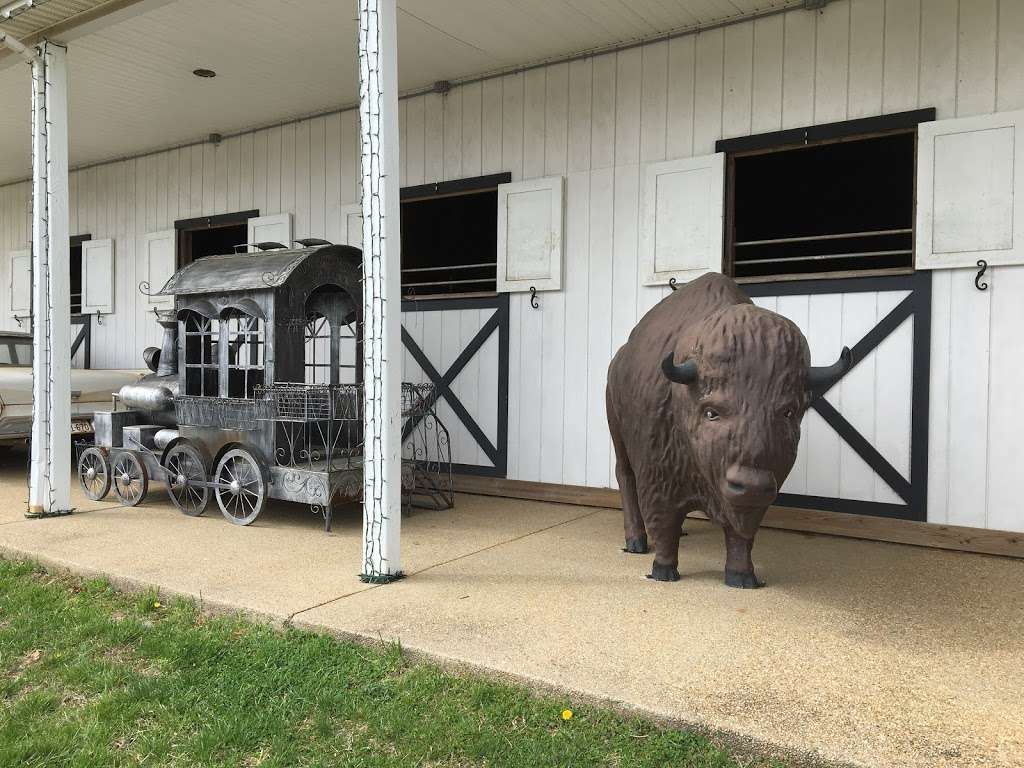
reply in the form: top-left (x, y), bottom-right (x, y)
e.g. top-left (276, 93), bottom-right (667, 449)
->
top-left (0, 339), bottom-right (32, 366)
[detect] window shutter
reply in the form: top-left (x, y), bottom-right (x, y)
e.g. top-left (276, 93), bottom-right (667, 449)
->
top-left (247, 213), bottom-right (292, 251)
top-left (916, 109), bottom-right (1024, 269)
top-left (640, 152), bottom-right (725, 286)
top-left (496, 175), bottom-right (564, 293)
top-left (9, 249), bottom-right (30, 320)
top-left (143, 230), bottom-right (175, 309)
top-left (81, 238), bottom-right (114, 315)
top-left (340, 203), bottom-right (363, 248)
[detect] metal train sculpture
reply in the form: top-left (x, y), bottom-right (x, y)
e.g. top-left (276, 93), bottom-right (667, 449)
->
top-left (77, 243), bottom-right (454, 530)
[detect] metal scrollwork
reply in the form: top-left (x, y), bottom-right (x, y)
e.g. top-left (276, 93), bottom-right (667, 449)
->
top-left (282, 471), bottom-right (328, 502)
top-left (138, 280), bottom-right (153, 296)
top-left (529, 286), bottom-right (540, 309)
top-left (669, 277), bottom-right (678, 291)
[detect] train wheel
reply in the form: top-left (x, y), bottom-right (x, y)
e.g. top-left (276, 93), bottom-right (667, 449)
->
top-left (78, 447), bottom-right (111, 500)
top-left (111, 452), bottom-right (148, 507)
top-left (214, 447), bottom-right (267, 526)
top-left (163, 442), bottom-right (209, 516)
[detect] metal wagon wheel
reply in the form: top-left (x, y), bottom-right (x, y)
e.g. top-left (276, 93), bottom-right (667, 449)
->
top-left (111, 451), bottom-right (148, 507)
top-left (78, 446), bottom-right (111, 500)
top-left (163, 442), bottom-right (210, 516)
top-left (214, 447), bottom-right (267, 526)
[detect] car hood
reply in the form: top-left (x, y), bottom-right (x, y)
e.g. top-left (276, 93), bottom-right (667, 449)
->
top-left (0, 368), bottom-right (147, 406)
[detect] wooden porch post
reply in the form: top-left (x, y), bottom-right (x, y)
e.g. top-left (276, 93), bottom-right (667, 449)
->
top-left (26, 42), bottom-right (72, 518)
top-left (358, 0), bottom-right (403, 581)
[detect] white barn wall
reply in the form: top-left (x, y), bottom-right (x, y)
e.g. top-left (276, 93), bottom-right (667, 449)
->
top-left (0, 0), bottom-right (1023, 530)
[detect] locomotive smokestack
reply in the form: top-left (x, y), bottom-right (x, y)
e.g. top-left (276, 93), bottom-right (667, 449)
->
top-left (155, 309), bottom-right (178, 376)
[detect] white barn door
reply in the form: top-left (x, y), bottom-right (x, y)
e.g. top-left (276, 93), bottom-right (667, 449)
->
top-left (143, 231), bottom-right (175, 309)
top-left (80, 238), bottom-right (114, 316)
top-left (641, 153), bottom-right (725, 285)
top-left (916, 109), bottom-right (1024, 269)
top-left (8, 249), bottom-right (31, 323)
top-left (247, 213), bottom-right (292, 251)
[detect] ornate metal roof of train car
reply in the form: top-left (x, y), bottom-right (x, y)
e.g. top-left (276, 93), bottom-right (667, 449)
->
top-left (158, 245), bottom-right (358, 295)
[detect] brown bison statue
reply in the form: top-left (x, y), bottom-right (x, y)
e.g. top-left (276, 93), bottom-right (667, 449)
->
top-left (606, 272), bottom-right (850, 588)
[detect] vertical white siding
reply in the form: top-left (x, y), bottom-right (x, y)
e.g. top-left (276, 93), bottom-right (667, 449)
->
top-left (0, 0), bottom-right (1022, 530)
top-left (0, 111), bottom-right (366, 369)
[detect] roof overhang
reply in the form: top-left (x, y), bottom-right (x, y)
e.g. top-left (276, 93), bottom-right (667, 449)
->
top-left (0, 0), bottom-right (803, 185)
top-left (0, 0), bottom-right (170, 68)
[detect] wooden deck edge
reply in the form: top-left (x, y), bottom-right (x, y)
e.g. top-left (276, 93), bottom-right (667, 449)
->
top-left (452, 474), bottom-right (1024, 559)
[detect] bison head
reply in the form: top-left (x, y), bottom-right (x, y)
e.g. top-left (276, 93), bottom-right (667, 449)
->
top-left (661, 304), bottom-right (850, 538)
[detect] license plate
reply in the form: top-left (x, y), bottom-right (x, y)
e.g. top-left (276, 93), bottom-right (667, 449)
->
top-left (71, 420), bottom-right (93, 434)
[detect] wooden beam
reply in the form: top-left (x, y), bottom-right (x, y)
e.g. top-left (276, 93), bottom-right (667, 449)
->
top-left (452, 475), bottom-right (1024, 559)
top-left (0, 0), bottom-right (164, 68)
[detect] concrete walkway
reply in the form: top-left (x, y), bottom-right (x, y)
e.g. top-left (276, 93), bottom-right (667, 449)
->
top-left (0, 456), bottom-right (1021, 768)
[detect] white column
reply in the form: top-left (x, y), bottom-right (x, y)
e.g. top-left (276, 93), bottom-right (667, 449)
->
top-left (358, 0), bottom-right (402, 580)
top-left (27, 42), bottom-right (71, 517)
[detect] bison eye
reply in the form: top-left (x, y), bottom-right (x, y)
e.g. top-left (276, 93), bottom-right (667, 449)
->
top-left (783, 408), bottom-right (795, 419)
top-left (703, 408), bottom-right (720, 421)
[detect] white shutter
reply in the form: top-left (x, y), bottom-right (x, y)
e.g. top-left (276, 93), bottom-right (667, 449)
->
top-left (917, 109), bottom-right (1024, 269)
top-left (9, 249), bottom-right (30, 320)
top-left (497, 175), bottom-right (564, 292)
top-left (247, 213), bottom-right (292, 251)
top-left (81, 238), bottom-right (114, 315)
top-left (640, 152), bottom-right (725, 286)
top-left (143, 230), bottom-right (175, 309)
top-left (340, 203), bottom-right (363, 248)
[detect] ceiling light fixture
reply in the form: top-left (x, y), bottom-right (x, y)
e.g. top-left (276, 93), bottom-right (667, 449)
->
top-left (192, 68), bottom-right (216, 78)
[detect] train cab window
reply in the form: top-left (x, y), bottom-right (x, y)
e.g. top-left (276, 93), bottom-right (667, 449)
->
top-left (224, 310), bottom-right (264, 398)
top-left (182, 313), bottom-right (219, 396)
top-left (304, 314), bottom-right (332, 385)
top-left (304, 285), bottom-right (359, 385)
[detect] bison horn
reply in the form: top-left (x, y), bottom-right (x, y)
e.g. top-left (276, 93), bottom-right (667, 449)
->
top-left (661, 353), bottom-right (698, 385)
top-left (807, 347), bottom-right (853, 391)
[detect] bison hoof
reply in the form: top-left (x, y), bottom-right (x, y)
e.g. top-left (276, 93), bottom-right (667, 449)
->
top-left (647, 562), bottom-right (680, 582)
top-left (724, 570), bottom-right (764, 589)
top-left (623, 536), bottom-right (649, 554)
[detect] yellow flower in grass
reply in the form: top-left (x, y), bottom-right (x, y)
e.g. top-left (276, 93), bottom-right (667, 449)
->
top-left (152, 601), bottom-right (162, 609)
top-left (561, 709), bottom-right (573, 721)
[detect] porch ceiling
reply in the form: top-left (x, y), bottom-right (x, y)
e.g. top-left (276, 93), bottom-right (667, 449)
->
top-left (0, 0), bottom-right (801, 185)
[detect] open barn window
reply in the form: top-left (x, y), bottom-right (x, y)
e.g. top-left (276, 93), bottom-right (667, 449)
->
top-left (175, 210), bottom-right (258, 268)
top-left (399, 173), bottom-right (509, 299)
top-left (70, 235), bottom-right (87, 313)
top-left (182, 312), bottom-right (219, 396)
top-left (224, 309), bottom-right (265, 398)
top-left (719, 111), bottom-right (933, 282)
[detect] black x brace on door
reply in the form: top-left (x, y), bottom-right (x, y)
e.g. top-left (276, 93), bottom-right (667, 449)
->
top-left (745, 272), bottom-right (931, 522)
top-left (400, 294), bottom-right (510, 477)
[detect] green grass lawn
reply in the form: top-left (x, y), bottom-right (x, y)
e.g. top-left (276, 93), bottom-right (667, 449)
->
top-left (0, 559), bottom-right (776, 768)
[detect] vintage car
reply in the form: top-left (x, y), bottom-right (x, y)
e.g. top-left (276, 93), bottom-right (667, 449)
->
top-left (0, 330), bottom-right (146, 446)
